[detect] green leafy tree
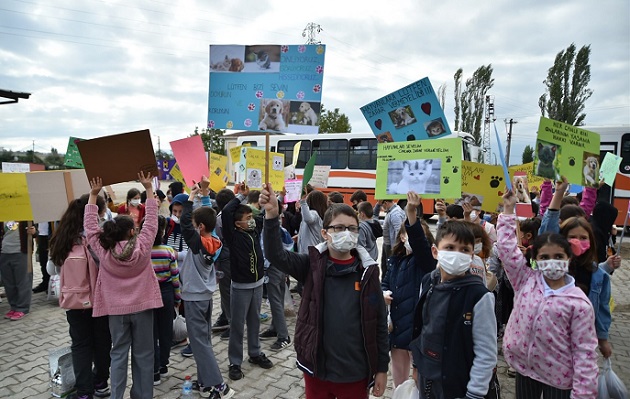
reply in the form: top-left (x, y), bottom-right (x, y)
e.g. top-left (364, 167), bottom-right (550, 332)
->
top-left (193, 127), bottom-right (226, 155)
top-left (453, 65), bottom-right (494, 147)
top-left (318, 104), bottom-right (351, 133)
top-left (453, 69), bottom-right (463, 131)
top-left (522, 145), bottom-right (534, 163)
top-left (45, 147), bottom-right (65, 169)
top-left (0, 149), bottom-right (15, 163)
top-left (538, 43), bottom-right (593, 126)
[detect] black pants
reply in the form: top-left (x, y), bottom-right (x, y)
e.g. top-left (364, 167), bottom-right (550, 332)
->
top-left (66, 309), bottom-right (111, 396)
top-left (380, 243), bottom-right (392, 280)
top-left (37, 235), bottom-right (50, 287)
top-left (216, 258), bottom-right (231, 323)
top-left (153, 283), bottom-right (175, 372)
top-left (516, 374), bottom-right (570, 399)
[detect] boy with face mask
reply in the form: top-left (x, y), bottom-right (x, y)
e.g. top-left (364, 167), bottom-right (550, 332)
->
top-left (409, 220), bottom-right (497, 399)
top-left (221, 183), bottom-right (273, 381)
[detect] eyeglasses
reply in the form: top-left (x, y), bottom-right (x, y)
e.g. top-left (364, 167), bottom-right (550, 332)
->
top-left (325, 225), bottom-right (359, 233)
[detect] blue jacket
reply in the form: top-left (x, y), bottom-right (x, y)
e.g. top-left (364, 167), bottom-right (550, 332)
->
top-left (382, 219), bottom-right (436, 349)
top-left (590, 265), bottom-right (612, 340)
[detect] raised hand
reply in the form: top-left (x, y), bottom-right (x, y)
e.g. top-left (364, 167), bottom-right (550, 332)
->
top-left (502, 188), bottom-right (517, 214)
top-left (407, 191), bottom-right (421, 208)
top-left (462, 202), bottom-right (473, 221)
top-left (260, 183), bottom-right (279, 219)
top-left (435, 199), bottom-right (446, 217)
top-left (554, 176), bottom-right (569, 195)
top-left (89, 177), bottom-right (103, 195)
top-left (138, 171), bottom-right (153, 189)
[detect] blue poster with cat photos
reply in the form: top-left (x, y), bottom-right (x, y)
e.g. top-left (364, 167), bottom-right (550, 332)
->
top-left (375, 138), bottom-right (462, 199)
top-left (360, 77), bottom-right (451, 143)
top-left (208, 44), bottom-right (326, 134)
top-left (534, 117), bottom-right (601, 187)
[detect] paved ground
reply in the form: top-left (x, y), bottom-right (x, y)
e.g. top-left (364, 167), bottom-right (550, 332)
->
top-left (1, 181), bottom-right (628, 398)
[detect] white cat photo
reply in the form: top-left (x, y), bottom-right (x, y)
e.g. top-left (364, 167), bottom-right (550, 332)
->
top-left (387, 159), bottom-right (438, 194)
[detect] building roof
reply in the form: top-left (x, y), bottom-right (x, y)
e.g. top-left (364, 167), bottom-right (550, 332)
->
top-left (0, 89), bottom-right (31, 105)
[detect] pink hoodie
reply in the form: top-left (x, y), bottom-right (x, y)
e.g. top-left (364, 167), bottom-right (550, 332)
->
top-left (85, 198), bottom-right (163, 317)
top-left (538, 181), bottom-right (597, 217)
top-left (496, 214), bottom-right (598, 397)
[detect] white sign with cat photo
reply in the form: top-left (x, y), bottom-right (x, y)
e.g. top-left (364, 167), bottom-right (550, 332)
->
top-left (386, 159), bottom-right (441, 195)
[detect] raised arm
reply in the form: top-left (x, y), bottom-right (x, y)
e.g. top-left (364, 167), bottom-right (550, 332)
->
top-left (135, 171), bottom-right (158, 256)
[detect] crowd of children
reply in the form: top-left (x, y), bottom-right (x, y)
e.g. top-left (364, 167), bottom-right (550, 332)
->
top-left (0, 171), bottom-right (623, 399)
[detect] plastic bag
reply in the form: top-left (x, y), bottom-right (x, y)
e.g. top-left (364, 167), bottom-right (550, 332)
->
top-left (284, 285), bottom-right (296, 317)
top-left (47, 274), bottom-right (60, 301)
top-left (172, 307), bottom-right (187, 343)
top-left (391, 379), bottom-right (419, 399)
top-left (603, 358), bottom-right (628, 399)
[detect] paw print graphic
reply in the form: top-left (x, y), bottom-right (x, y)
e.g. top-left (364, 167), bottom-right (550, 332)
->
top-left (248, 103), bottom-right (256, 111)
top-left (281, 45), bottom-right (289, 53)
top-left (207, 120), bottom-right (215, 129)
top-left (452, 166), bottom-right (459, 173)
top-left (255, 90), bottom-right (264, 99)
top-left (446, 156), bottom-right (453, 163)
top-left (226, 121), bottom-right (233, 129)
top-left (316, 45), bottom-right (324, 54)
top-left (298, 45), bottom-right (306, 53)
top-left (296, 91), bottom-right (305, 100)
top-left (313, 84), bottom-right (321, 93)
top-left (568, 156), bottom-right (576, 166)
top-left (276, 91), bottom-right (285, 99)
top-left (443, 177), bottom-right (450, 184)
top-left (244, 119), bottom-right (252, 128)
top-left (316, 65), bottom-right (324, 74)
top-left (489, 176), bottom-right (503, 188)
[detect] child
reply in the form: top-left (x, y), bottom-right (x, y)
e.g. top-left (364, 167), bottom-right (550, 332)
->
top-left (179, 178), bottom-right (234, 398)
top-left (357, 201), bottom-right (382, 262)
top-left (222, 183), bottom-right (273, 381)
top-left (85, 173), bottom-right (162, 399)
top-left (382, 191), bottom-right (435, 388)
top-left (47, 194), bottom-right (111, 399)
top-left (496, 189), bottom-right (598, 397)
top-left (148, 215), bottom-right (181, 386)
top-left (260, 184), bottom-right (389, 398)
top-left (116, 188), bottom-right (145, 228)
top-left (409, 220), bottom-right (497, 398)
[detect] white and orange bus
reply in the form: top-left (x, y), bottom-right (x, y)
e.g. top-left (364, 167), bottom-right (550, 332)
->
top-left (227, 131), bottom-right (478, 215)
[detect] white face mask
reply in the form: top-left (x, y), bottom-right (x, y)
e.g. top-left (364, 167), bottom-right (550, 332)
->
top-left (474, 243), bottom-right (483, 255)
top-left (130, 199), bottom-right (141, 207)
top-left (328, 231), bottom-right (359, 253)
top-left (437, 250), bottom-right (472, 275)
top-left (246, 219), bottom-right (256, 231)
top-left (170, 215), bottom-right (180, 224)
top-left (404, 240), bottom-right (412, 253)
top-left (470, 211), bottom-right (478, 221)
top-left (536, 259), bottom-right (569, 280)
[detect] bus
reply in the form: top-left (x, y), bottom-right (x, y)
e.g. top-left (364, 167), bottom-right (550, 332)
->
top-left (585, 125), bottom-right (630, 226)
top-left (228, 131), bottom-right (478, 214)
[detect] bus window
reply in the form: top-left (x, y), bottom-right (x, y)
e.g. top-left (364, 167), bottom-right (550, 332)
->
top-left (313, 139), bottom-right (348, 169)
top-left (241, 140), bottom-right (258, 147)
top-left (620, 133), bottom-right (630, 173)
top-left (349, 138), bottom-right (378, 170)
top-left (277, 140), bottom-right (311, 168)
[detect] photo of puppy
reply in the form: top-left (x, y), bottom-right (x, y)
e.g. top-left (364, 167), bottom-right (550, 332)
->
top-left (258, 99), bottom-right (287, 132)
top-left (535, 140), bottom-right (558, 179)
top-left (583, 154), bottom-right (600, 187)
top-left (255, 51), bottom-right (271, 69)
top-left (210, 55), bottom-right (232, 71)
top-left (425, 118), bottom-right (446, 137)
top-left (388, 106), bottom-right (417, 129)
top-left (298, 102), bottom-right (318, 126)
top-left (387, 159), bottom-right (440, 195)
top-left (229, 58), bottom-right (244, 72)
top-left (272, 156), bottom-right (284, 171)
top-left (247, 169), bottom-right (262, 189)
top-left (456, 193), bottom-right (484, 209)
top-left (513, 176), bottom-right (531, 203)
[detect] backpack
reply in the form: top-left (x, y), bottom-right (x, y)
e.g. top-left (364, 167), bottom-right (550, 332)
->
top-left (58, 239), bottom-right (99, 310)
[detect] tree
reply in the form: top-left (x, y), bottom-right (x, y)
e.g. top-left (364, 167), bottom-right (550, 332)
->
top-left (318, 104), bottom-right (351, 133)
top-left (453, 65), bottom-right (494, 147)
top-left (45, 147), bottom-right (65, 169)
top-left (192, 127), bottom-right (226, 155)
top-left (522, 145), bottom-right (534, 164)
top-left (437, 83), bottom-right (447, 111)
top-left (155, 150), bottom-right (173, 161)
top-left (538, 43), bottom-right (593, 126)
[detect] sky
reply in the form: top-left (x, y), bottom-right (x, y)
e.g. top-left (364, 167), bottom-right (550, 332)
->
top-left (1, 0), bottom-right (629, 165)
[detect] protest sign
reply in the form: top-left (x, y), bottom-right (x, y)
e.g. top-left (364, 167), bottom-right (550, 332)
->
top-left (2, 162), bottom-right (31, 173)
top-left (208, 44), bottom-right (326, 134)
top-left (64, 137), bottom-right (84, 168)
top-left (170, 135), bottom-right (209, 187)
top-left (599, 152), bottom-right (622, 186)
top-left (77, 130), bottom-right (158, 186)
top-left (309, 165), bottom-right (331, 188)
top-left (375, 138), bottom-right (462, 199)
top-left (459, 161), bottom-right (505, 213)
top-left (534, 117), bottom-right (600, 186)
top-left (239, 147), bottom-right (284, 190)
top-left (0, 173), bottom-right (33, 221)
top-left (361, 77), bottom-right (451, 143)
top-left (169, 163), bottom-right (190, 194)
top-left (284, 179), bottom-right (302, 203)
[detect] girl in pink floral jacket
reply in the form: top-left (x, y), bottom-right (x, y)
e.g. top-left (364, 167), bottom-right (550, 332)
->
top-left (496, 189), bottom-right (598, 399)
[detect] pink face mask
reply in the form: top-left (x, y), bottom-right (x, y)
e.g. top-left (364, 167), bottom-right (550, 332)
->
top-left (569, 238), bottom-right (590, 256)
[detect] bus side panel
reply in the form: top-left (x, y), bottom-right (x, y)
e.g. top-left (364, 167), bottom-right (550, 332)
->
top-left (613, 173), bottom-right (630, 226)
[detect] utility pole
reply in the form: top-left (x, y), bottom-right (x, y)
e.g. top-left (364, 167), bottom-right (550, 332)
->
top-left (32, 140), bottom-right (35, 162)
top-left (483, 95), bottom-right (495, 164)
top-left (302, 23), bottom-right (322, 45)
top-left (505, 118), bottom-right (517, 166)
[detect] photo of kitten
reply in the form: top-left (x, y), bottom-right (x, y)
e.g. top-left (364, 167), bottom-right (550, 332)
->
top-left (535, 140), bottom-right (559, 179)
top-left (387, 159), bottom-right (441, 194)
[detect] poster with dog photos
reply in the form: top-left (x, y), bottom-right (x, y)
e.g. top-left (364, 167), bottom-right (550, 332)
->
top-left (534, 117), bottom-right (600, 187)
top-left (238, 147), bottom-right (285, 190)
top-left (208, 44), bottom-right (326, 134)
top-left (458, 161), bottom-right (506, 213)
top-left (360, 77), bottom-right (451, 143)
top-left (375, 138), bottom-right (461, 199)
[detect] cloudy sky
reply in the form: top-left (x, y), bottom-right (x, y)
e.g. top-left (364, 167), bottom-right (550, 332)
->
top-left (1, 0), bottom-right (628, 165)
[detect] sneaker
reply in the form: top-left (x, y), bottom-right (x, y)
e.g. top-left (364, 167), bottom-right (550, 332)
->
top-left (215, 383), bottom-right (235, 399)
top-left (171, 338), bottom-right (187, 348)
top-left (153, 372), bottom-right (161, 386)
top-left (228, 364), bottom-right (244, 381)
top-left (159, 366), bottom-right (168, 377)
top-left (33, 283), bottom-right (47, 293)
top-left (248, 353), bottom-right (273, 369)
top-left (220, 328), bottom-right (230, 341)
top-left (4, 310), bottom-right (15, 319)
top-left (93, 381), bottom-right (110, 397)
top-left (270, 337), bottom-right (291, 351)
top-left (181, 344), bottom-right (193, 357)
top-left (259, 329), bottom-right (277, 340)
top-left (212, 318), bottom-right (229, 332)
top-left (259, 313), bottom-right (269, 322)
top-left (9, 311), bottom-right (26, 321)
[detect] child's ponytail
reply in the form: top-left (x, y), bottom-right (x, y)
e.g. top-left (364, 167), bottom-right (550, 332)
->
top-left (99, 216), bottom-right (135, 250)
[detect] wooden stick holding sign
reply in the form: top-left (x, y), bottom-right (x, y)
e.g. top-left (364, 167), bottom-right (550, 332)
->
top-left (265, 133), bottom-right (270, 186)
top-left (27, 221), bottom-right (33, 274)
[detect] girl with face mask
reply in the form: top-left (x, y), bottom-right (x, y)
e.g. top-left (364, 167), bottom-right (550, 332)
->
top-left (496, 189), bottom-right (598, 397)
top-left (117, 188), bottom-right (145, 228)
top-left (381, 192), bottom-right (436, 388)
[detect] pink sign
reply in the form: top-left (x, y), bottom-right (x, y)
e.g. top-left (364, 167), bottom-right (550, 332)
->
top-left (169, 136), bottom-right (208, 187)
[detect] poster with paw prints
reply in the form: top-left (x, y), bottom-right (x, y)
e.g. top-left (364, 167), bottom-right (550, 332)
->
top-left (534, 117), bottom-right (600, 187)
top-left (360, 77), bottom-right (451, 143)
top-left (238, 147), bottom-right (285, 190)
top-left (375, 138), bottom-right (462, 199)
top-left (457, 162), bottom-right (506, 213)
top-left (208, 44), bottom-right (325, 134)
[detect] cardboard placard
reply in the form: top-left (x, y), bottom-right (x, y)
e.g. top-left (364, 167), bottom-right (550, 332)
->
top-left (64, 137), bottom-right (84, 168)
top-left (169, 163), bottom-right (191, 194)
top-left (170, 135), bottom-right (209, 187)
top-left (534, 117), bottom-right (601, 186)
top-left (361, 77), bottom-right (451, 143)
top-left (309, 165), bottom-right (331, 188)
top-left (599, 152), bottom-right (622, 186)
top-left (283, 179), bottom-right (302, 203)
top-left (375, 138), bottom-right (462, 199)
top-left (0, 173), bottom-right (33, 221)
top-left (208, 44), bottom-right (326, 134)
top-left (459, 161), bottom-right (505, 213)
top-left (239, 147), bottom-right (284, 190)
top-left (77, 130), bottom-right (158, 186)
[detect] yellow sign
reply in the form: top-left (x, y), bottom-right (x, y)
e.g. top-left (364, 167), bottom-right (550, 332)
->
top-left (508, 163), bottom-right (545, 191)
top-left (169, 163), bottom-right (191, 194)
top-left (207, 152), bottom-right (229, 192)
top-left (0, 173), bottom-right (33, 221)
top-left (240, 147), bottom-right (285, 190)
top-left (460, 161), bottom-right (506, 213)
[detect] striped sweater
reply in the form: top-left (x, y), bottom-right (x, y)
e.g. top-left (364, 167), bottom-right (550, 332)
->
top-left (151, 244), bottom-right (181, 304)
